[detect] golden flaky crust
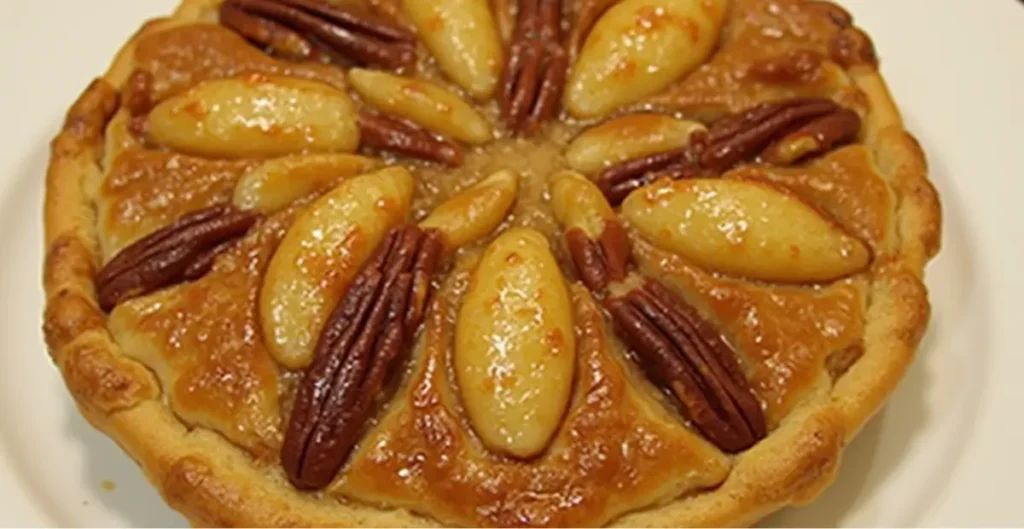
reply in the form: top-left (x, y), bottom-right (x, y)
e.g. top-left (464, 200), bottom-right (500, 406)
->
top-left (42, 0), bottom-right (941, 526)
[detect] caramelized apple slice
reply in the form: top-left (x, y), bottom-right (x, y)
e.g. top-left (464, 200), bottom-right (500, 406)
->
top-left (549, 170), bottom-right (617, 238)
top-left (145, 75), bottom-right (360, 159)
top-left (260, 167), bottom-right (414, 369)
top-left (455, 228), bottom-right (576, 458)
top-left (348, 69), bottom-right (494, 145)
top-left (419, 169), bottom-right (518, 250)
top-left (565, 114), bottom-right (706, 175)
top-left (565, 0), bottom-right (727, 119)
top-left (233, 154), bottom-right (380, 214)
top-left (621, 179), bottom-right (870, 282)
top-left (401, 0), bottom-right (504, 99)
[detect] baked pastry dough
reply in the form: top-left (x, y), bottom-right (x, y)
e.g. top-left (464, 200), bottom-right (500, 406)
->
top-left (43, 0), bottom-right (941, 526)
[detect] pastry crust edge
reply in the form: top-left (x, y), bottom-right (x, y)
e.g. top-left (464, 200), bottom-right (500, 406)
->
top-left (41, 2), bottom-right (942, 526)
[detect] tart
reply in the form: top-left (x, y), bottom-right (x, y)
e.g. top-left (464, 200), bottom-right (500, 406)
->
top-left (42, 0), bottom-right (941, 526)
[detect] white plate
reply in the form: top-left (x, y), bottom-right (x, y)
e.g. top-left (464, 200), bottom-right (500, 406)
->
top-left (0, 0), bottom-right (1021, 526)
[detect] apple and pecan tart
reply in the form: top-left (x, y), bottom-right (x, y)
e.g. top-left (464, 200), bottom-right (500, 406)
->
top-left (43, 0), bottom-right (941, 526)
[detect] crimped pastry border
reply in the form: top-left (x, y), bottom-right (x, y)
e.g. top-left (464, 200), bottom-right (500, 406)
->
top-left (41, 0), bottom-right (941, 526)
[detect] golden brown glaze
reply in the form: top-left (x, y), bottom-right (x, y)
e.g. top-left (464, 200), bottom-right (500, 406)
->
top-left (74, 0), bottom-right (928, 526)
top-left (337, 273), bottom-right (731, 527)
top-left (134, 24), bottom-right (349, 101)
top-left (411, 133), bottom-right (571, 229)
top-left (648, 0), bottom-right (863, 119)
top-left (106, 217), bottom-right (292, 458)
top-left (633, 240), bottom-right (865, 425)
top-left (98, 148), bottom-right (254, 257)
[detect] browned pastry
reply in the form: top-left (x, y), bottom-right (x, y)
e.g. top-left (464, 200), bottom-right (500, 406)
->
top-left (42, 0), bottom-right (941, 526)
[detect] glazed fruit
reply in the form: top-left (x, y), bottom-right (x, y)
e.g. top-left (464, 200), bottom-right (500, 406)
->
top-left (348, 69), bottom-right (494, 144)
top-left (565, 114), bottom-right (707, 175)
top-left (621, 178), bottom-right (871, 282)
top-left (454, 228), bottom-right (576, 458)
top-left (401, 0), bottom-right (504, 99)
top-left (420, 169), bottom-right (519, 250)
top-left (232, 154), bottom-right (380, 213)
top-left (565, 0), bottom-right (728, 118)
top-left (145, 75), bottom-right (360, 158)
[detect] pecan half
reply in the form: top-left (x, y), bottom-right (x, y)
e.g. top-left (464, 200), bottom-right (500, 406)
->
top-left (605, 279), bottom-right (766, 452)
top-left (759, 107), bottom-right (861, 165)
top-left (282, 225), bottom-right (444, 490)
top-left (497, 0), bottom-right (568, 135)
top-left (95, 206), bottom-right (259, 312)
top-left (594, 142), bottom-right (709, 206)
top-left (220, 0), bottom-right (416, 69)
top-left (595, 98), bottom-right (862, 204)
top-left (564, 222), bottom-right (631, 292)
top-left (701, 97), bottom-right (853, 170)
top-left (358, 110), bottom-right (463, 166)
